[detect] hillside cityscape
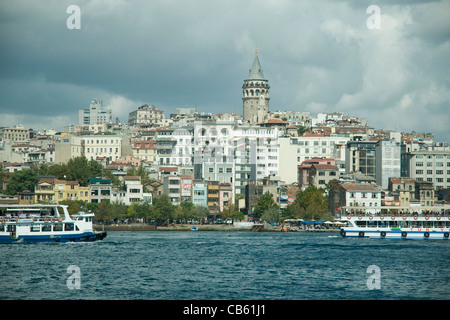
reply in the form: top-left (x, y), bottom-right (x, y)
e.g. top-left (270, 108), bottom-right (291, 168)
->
top-left (1, 51), bottom-right (449, 226)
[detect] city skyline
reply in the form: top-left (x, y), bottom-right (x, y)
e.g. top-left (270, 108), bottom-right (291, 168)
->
top-left (0, 0), bottom-right (449, 142)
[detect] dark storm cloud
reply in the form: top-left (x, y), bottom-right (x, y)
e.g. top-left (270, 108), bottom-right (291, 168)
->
top-left (0, 0), bottom-right (449, 142)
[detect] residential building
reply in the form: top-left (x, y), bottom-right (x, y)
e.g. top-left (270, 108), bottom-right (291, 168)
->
top-left (55, 134), bottom-right (132, 164)
top-left (180, 175), bottom-right (193, 202)
top-left (128, 104), bottom-right (165, 127)
top-left (132, 140), bottom-right (157, 163)
top-left (207, 181), bottom-right (220, 214)
top-left (388, 177), bottom-right (416, 207)
top-left (345, 139), bottom-right (377, 179)
top-left (279, 134), bottom-right (349, 184)
top-left (0, 125), bottom-right (30, 142)
top-left (329, 182), bottom-right (382, 215)
top-left (401, 147), bottom-right (450, 190)
top-left (219, 183), bottom-right (233, 212)
top-left (34, 177), bottom-right (90, 203)
top-left (163, 175), bottom-right (181, 205)
top-left (298, 158), bottom-right (338, 188)
top-left (192, 180), bottom-right (207, 207)
top-left (89, 177), bottom-right (112, 203)
top-left (415, 181), bottom-right (435, 206)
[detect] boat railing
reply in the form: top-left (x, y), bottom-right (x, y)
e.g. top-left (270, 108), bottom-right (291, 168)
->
top-left (0, 215), bottom-right (64, 223)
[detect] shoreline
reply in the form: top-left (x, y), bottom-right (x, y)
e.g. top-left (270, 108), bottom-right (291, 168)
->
top-left (94, 223), bottom-right (340, 233)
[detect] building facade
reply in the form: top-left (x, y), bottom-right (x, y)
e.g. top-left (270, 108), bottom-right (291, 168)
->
top-left (128, 104), bottom-right (165, 127)
top-left (78, 99), bottom-right (112, 125)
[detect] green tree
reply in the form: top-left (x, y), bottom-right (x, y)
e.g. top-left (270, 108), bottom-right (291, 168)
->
top-left (58, 199), bottom-right (85, 215)
top-left (152, 195), bottom-right (175, 225)
top-left (253, 191), bottom-right (278, 218)
top-left (179, 201), bottom-right (195, 222)
top-left (288, 184), bottom-right (329, 220)
top-left (95, 200), bottom-right (111, 222)
top-left (127, 164), bottom-right (153, 191)
top-left (194, 206), bottom-right (209, 224)
top-left (297, 126), bottom-right (309, 136)
top-left (261, 206), bottom-right (282, 224)
top-left (5, 169), bottom-right (39, 195)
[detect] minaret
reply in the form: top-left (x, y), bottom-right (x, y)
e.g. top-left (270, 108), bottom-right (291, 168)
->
top-left (242, 48), bottom-right (270, 124)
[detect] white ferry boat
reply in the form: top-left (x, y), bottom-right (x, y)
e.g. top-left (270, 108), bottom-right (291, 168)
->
top-left (0, 204), bottom-right (107, 243)
top-left (338, 205), bottom-right (450, 240)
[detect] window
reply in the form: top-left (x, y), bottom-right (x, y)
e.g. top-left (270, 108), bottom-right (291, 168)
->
top-left (416, 170), bottom-right (423, 174)
top-left (416, 162), bottom-right (423, 167)
top-left (64, 223), bottom-right (75, 231)
top-left (30, 225), bottom-right (40, 232)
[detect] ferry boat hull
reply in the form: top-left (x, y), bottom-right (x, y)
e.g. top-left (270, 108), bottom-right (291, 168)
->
top-left (340, 228), bottom-right (450, 240)
top-left (0, 230), bottom-right (107, 243)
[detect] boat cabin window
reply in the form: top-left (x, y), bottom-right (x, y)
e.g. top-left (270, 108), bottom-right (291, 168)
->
top-left (42, 224), bottom-right (52, 232)
top-left (30, 225), bottom-right (41, 232)
top-left (64, 223), bottom-right (74, 231)
top-left (53, 224), bottom-right (63, 232)
top-left (0, 225), bottom-right (4, 232)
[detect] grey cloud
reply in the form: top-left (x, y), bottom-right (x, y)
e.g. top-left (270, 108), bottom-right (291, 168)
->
top-left (0, 0), bottom-right (448, 142)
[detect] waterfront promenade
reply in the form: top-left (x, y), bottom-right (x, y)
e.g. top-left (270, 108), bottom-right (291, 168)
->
top-left (94, 223), bottom-right (339, 232)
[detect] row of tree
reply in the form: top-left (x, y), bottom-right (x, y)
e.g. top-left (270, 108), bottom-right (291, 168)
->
top-left (251, 184), bottom-right (332, 223)
top-left (1, 156), bottom-right (156, 195)
top-left (60, 195), bottom-right (244, 226)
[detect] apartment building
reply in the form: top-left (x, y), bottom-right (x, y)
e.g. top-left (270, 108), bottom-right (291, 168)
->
top-left (401, 147), bottom-right (450, 190)
top-left (132, 140), bottom-right (157, 163)
top-left (298, 159), bottom-right (339, 189)
top-left (55, 134), bottom-right (132, 164)
top-left (128, 104), bottom-right (165, 127)
top-left (0, 126), bottom-right (30, 142)
top-left (34, 177), bottom-right (90, 203)
top-left (279, 133), bottom-right (349, 184)
top-left (89, 177), bottom-right (112, 203)
top-left (329, 182), bottom-right (382, 215)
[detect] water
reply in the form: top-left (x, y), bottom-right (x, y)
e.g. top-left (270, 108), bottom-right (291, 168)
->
top-left (1, 231), bottom-right (449, 300)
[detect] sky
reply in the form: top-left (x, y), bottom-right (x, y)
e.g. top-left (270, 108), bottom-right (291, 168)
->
top-left (0, 0), bottom-right (449, 142)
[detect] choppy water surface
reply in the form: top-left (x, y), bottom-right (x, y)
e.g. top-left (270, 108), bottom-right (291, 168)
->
top-left (1, 231), bottom-right (449, 300)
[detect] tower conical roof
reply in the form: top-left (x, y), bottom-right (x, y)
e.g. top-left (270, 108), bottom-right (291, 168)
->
top-left (247, 49), bottom-right (266, 80)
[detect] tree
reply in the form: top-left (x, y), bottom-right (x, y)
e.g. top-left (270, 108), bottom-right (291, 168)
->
top-left (5, 169), bottom-right (39, 195)
top-left (179, 201), bottom-right (195, 222)
top-left (127, 164), bottom-right (153, 191)
top-left (58, 199), bottom-right (85, 215)
top-left (95, 200), bottom-right (111, 222)
top-left (152, 195), bottom-right (175, 225)
top-left (253, 191), bottom-right (278, 218)
top-left (194, 206), bottom-right (209, 224)
top-left (287, 184), bottom-right (329, 220)
top-left (261, 206), bottom-right (282, 224)
top-left (297, 126), bottom-right (309, 136)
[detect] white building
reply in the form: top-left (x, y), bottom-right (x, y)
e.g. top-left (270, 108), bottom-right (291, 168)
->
top-left (375, 140), bottom-right (401, 190)
top-left (279, 133), bottom-right (350, 184)
top-left (78, 99), bottom-right (112, 125)
top-left (111, 176), bottom-right (144, 205)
